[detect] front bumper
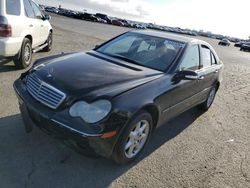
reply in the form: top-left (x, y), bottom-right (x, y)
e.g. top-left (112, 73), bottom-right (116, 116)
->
top-left (13, 78), bottom-right (127, 158)
top-left (0, 36), bottom-right (23, 57)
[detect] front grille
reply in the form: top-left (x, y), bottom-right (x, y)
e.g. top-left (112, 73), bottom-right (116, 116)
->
top-left (26, 74), bottom-right (66, 109)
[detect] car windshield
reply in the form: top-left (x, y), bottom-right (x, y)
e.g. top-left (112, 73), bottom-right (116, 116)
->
top-left (96, 33), bottom-right (186, 71)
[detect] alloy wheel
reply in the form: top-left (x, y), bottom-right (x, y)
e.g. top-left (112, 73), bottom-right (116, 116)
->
top-left (207, 88), bottom-right (216, 108)
top-left (24, 43), bottom-right (31, 65)
top-left (124, 120), bottom-right (150, 158)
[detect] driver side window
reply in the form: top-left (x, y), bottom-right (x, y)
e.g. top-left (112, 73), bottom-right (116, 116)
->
top-left (179, 45), bottom-right (200, 71)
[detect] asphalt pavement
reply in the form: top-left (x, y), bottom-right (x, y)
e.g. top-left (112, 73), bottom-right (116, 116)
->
top-left (0, 14), bottom-right (249, 188)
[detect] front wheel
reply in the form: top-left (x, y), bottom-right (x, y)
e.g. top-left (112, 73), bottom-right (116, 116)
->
top-left (43, 32), bottom-right (53, 52)
top-left (112, 111), bottom-right (153, 165)
top-left (199, 86), bottom-right (217, 111)
top-left (13, 38), bottom-right (32, 69)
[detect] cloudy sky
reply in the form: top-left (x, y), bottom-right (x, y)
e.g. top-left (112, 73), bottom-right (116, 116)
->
top-left (35, 0), bottom-right (249, 39)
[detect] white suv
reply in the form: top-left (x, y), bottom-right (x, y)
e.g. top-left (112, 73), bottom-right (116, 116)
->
top-left (0, 0), bottom-right (53, 68)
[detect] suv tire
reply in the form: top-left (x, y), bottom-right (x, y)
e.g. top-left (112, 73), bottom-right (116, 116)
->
top-left (13, 38), bottom-right (32, 69)
top-left (43, 31), bottom-right (53, 52)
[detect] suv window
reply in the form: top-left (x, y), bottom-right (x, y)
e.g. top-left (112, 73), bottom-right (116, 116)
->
top-left (180, 45), bottom-right (200, 71)
top-left (30, 1), bottom-right (43, 19)
top-left (6, 0), bottom-right (21, 16)
top-left (23, 0), bottom-right (35, 18)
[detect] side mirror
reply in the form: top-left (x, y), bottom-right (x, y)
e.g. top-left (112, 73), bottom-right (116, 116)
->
top-left (95, 45), bottom-right (100, 49)
top-left (173, 70), bottom-right (200, 81)
top-left (43, 15), bottom-right (51, 21)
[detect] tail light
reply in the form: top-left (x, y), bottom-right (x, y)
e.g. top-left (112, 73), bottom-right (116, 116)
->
top-left (0, 16), bottom-right (12, 37)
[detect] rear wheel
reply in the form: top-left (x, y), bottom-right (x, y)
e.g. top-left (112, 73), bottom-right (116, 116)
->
top-left (199, 86), bottom-right (217, 111)
top-left (112, 111), bottom-right (153, 165)
top-left (13, 38), bottom-right (32, 69)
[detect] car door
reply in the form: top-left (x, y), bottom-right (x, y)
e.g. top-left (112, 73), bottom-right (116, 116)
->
top-left (30, 0), bottom-right (47, 46)
top-left (23, 0), bottom-right (41, 47)
top-left (196, 45), bottom-right (220, 101)
top-left (160, 44), bottom-right (202, 123)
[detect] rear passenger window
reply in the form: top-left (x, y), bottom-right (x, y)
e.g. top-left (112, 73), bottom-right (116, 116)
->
top-left (180, 45), bottom-right (200, 71)
top-left (24, 0), bottom-right (35, 18)
top-left (6, 0), bottom-right (21, 16)
top-left (201, 46), bottom-right (212, 68)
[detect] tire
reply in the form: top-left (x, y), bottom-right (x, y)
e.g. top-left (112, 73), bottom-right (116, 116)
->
top-left (13, 38), bottom-right (32, 69)
top-left (199, 86), bottom-right (217, 111)
top-left (112, 111), bottom-right (153, 165)
top-left (43, 31), bottom-right (53, 52)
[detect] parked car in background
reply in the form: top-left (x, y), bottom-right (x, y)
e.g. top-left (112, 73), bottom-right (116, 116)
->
top-left (96, 17), bottom-right (107, 24)
top-left (111, 19), bottom-right (124, 26)
top-left (81, 13), bottom-right (98, 22)
top-left (240, 42), bottom-right (250, 52)
top-left (95, 13), bottom-right (111, 24)
top-left (218, 38), bottom-right (230, 46)
top-left (0, 0), bottom-right (53, 69)
top-left (119, 19), bottom-right (131, 27)
top-left (44, 6), bottom-right (58, 14)
top-left (234, 41), bottom-right (245, 47)
top-left (14, 30), bottom-right (223, 164)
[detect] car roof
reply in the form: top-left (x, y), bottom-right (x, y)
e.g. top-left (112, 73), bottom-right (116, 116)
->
top-left (130, 30), bottom-right (196, 43)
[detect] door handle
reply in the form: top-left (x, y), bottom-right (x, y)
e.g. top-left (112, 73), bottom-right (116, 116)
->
top-left (198, 76), bottom-right (204, 80)
top-left (29, 24), bottom-right (33, 27)
top-left (214, 69), bottom-right (219, 73)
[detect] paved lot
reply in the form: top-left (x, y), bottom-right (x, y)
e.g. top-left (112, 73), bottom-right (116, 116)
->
top-left (0, 14), bottom-right (250, 188)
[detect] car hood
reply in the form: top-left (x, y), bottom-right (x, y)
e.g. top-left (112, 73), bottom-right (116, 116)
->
top-left (31, 51), bottom-right (163, 101)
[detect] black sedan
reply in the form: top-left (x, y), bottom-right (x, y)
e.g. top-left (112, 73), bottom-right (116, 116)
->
top-left (13, 31), bottom-right (223, 164)
top-left (218, 38), bottom-right (230, 46)
top-left (240, 42), bottom-right (250, 52)
top-left (234, 41), bottom-right (245, 47)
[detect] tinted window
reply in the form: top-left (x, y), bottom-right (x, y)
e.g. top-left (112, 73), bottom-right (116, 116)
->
top-left (97, 33), bottom-right (185, 71)
top-left (180, 45), bottom-right (200, 71)
top-left (6, 0), bottom-right (21, 15)
top-left (101, 35), bottom-right (136, 54)
top-left (201, 46), bottom-right (211, 68)
top-left (137, 40), bottom-right (156, 52)
top-left (24, 0), bottom-right (35, 18)
top-left (30, 1), bottom-right (43, 19)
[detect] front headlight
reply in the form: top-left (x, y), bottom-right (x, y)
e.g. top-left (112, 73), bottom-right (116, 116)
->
top-left (69, 100), bottom-right (112, 124)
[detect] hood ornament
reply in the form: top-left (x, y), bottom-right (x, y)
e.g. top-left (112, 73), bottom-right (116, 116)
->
top-left (47, 67), bottom-right (54, 78)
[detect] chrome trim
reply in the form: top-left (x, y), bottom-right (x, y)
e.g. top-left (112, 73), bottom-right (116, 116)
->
top-left (26, 75), bottom-right (66, 109)
top-left (51, 119), bottom-right (102, 137)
